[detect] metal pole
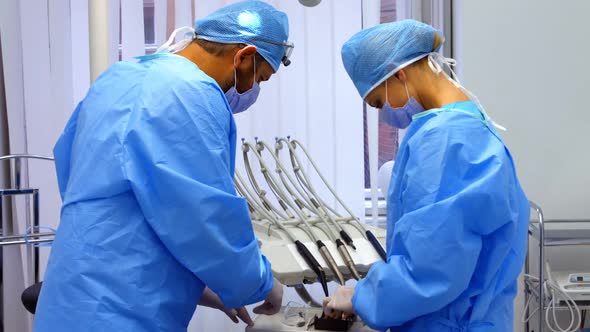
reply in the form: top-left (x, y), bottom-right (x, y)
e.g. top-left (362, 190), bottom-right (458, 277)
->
top-left (0, 232), bottom-right (53, 241)
top-left (0, 154), bottom-right (54, 162)
top-left (530, 201), bottom-right (545, 332)
top-left (33, 189), bottom-right (40, 283)
top-left (0, 238), bottom-right (53, 246)
top-left (0, 193), bottom-right (3, 239)
top-left (524, 230), bottom-right (530, 332)
top-left (14, 158), bottom-right (21, 189)
top-left (89, 0), bottom-right (110, 82)
top-left (538, 206), bottom-right (545, 332)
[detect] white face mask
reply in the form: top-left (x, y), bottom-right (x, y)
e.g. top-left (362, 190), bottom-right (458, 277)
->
top-left (225, 56), bottom-right (260, 114)
top-left (157, 27), bottom-right (195, 53)
top-left (427, 52), bottom-right (506, 131)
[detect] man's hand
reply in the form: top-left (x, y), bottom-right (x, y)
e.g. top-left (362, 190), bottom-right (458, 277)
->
top-left (253, 277), bottom-right (283, 315)
top-left (199, 287), bottom-right (254, 326)
top-left (222, 307), bottom-right (254, 327)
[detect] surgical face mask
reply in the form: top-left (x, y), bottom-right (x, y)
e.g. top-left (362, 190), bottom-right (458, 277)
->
top-left (427, 52), bottom-right (506, 131)
top-left (225, 56), bottom-right (260, 114)
top-left (157, 26), bottom-right (195, 53)
top-left (381, 78), bottom-right (424, 129)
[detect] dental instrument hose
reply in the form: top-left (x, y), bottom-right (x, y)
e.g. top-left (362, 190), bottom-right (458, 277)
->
top-left (243, 141), bottom-right (345, 286)
top-left (235, 171), bottom-right (329, 296)
top-left (286, 138), bottom-right (387, 261)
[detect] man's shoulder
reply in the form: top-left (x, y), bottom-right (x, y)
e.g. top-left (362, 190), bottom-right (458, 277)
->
top-left (143, 55), bottom-right (220, 92)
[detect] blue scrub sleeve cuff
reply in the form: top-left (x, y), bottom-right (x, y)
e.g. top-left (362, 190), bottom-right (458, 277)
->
top-left (352, 262), bottom-right (390, 331)
top-left (221, 254), bottom-right (274, 309)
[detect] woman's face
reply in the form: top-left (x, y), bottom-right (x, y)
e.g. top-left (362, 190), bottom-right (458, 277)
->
top-left (364, 72), bottom-right (409, 110)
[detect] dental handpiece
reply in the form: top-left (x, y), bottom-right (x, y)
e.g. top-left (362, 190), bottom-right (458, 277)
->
top-left (235, 171), bottom-right (330, 296)
top-left (255, 141), bottom-right (347, 286)
top-left (278, 138), bottom-right (356, 250)
top-left (262, 139), bottom-right (365, 280)
top-left (243, 141), bottom-right (346, 286)
top-left (287, 138), bottom-right (387, 262)
top-left (253, 140), bottom-right (360, 281)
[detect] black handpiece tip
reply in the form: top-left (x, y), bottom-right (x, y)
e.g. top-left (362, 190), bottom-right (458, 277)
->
top-left (340, 230), bottom-right (355, 250)
top-left (319, 272), bottom-right (329, 297)
top-left (295, 240), bottom-right (329, 295)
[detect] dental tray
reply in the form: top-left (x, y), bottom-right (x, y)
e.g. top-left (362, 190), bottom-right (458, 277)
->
top-left (253, 218), bottom-right (386, 286)
top-left (247, 307), bottom-right (377, 332)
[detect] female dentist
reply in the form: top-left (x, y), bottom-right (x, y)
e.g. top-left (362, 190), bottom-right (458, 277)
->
top-left (324, 20), bottom-right (530, 332)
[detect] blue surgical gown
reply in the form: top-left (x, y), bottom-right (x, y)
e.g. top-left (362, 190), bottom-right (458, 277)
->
top-left (353, 101), bottom-right (529, 331)
top-left (34, 53), bottom-right (274, 332)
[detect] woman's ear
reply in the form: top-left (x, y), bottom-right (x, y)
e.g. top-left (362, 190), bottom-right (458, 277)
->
top-left (432, 33), bottom-right (443, 51)
top-left (395, 69), bottom-right (407, 83)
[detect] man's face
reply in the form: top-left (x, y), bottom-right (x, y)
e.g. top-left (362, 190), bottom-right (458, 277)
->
top-left (235, 54), bottom-right (274, 93)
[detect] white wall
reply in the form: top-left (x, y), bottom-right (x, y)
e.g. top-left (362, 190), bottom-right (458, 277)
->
top-left (455, 0), bottom-right (590, 219)
top-left (455, 1), bottom-right (590, 331)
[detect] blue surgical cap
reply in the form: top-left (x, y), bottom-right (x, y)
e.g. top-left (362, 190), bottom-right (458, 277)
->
top-left (194, 0), bottom-right (290, 72)
top-left (341, 19), bottom-right (443, 99)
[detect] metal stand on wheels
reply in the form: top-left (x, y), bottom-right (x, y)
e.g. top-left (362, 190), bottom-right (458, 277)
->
top-left (0, 154), bottom-right (55, 284)
top-left (524, 201), bottom-right (590, 332)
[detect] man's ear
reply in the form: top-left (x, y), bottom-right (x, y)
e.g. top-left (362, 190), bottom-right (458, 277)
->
top-left (234, 45), bottom-right (258, 67)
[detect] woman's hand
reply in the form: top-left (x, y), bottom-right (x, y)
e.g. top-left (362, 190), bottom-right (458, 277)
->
top-left (323, 286), bottom-right (355, 315)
